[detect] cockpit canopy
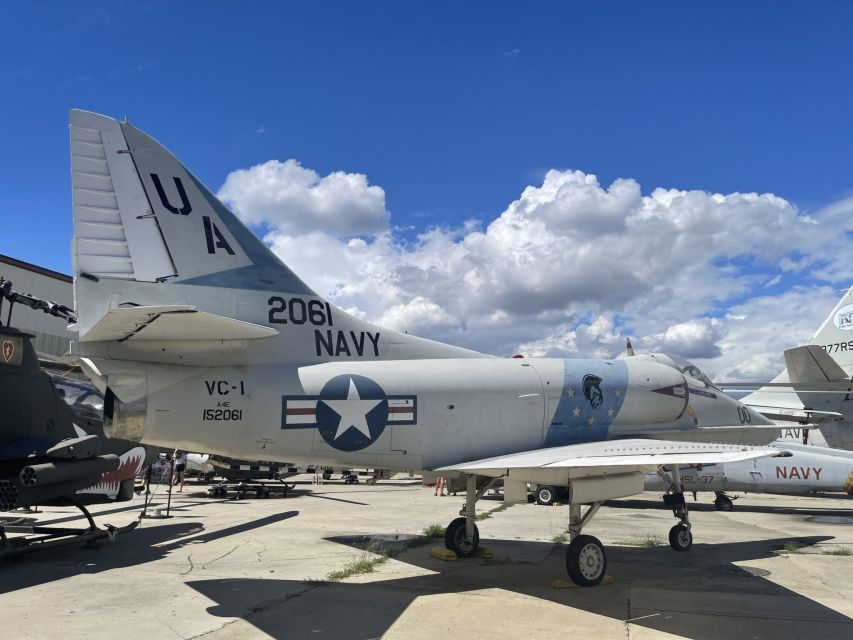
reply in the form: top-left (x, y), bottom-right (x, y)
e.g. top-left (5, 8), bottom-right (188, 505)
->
top-left (52, 374), bottom-right (105, 421)
top-left (630, 353), bottom-right (718, 389)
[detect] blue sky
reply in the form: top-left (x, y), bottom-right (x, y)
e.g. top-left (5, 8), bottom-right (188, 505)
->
top-left (1, 2), bottom-right (851, 375)
top-left (3, 2), bottom-right (852, 270)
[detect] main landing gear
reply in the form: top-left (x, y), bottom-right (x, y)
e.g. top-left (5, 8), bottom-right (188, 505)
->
top-left (443, 475), bottom-right (496, 557)
top-left (661, 465), bottom-right (693, 552)
top-left (714, 492), bottom-right (734, 511)
top-left (565, 502), bottom-right (606, 586)
top-left (441, 475), bottom-right (610, 587)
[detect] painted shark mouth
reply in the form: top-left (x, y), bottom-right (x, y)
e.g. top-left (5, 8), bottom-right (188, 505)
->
top-left (77, 447), bottom-right (147, 498)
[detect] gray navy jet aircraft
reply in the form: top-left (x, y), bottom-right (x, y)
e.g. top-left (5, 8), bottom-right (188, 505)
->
top-left (67, 109), bottom-right (791, 586)
top-left (736, 284), bottom-right (853, 450)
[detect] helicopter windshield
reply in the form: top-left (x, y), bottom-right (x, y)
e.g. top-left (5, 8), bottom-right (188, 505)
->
top-left (52, 375), bottom-right (104, 413)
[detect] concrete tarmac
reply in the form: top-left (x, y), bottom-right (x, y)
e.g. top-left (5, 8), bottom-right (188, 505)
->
top-left (1, 479), bottom-right (851, 640)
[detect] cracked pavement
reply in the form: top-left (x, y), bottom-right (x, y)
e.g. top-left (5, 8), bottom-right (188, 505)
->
top-left (0, 479), bottom-right (851, 639)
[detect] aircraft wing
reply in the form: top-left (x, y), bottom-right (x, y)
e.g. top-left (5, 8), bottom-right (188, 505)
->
top-left (437, 439), bottom-right (788, 502)
top-left (78, 305), bottom-right (279, 342)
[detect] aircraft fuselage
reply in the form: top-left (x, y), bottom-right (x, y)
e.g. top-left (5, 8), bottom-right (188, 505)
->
top-left (101, 355), bottom-right (777, 471)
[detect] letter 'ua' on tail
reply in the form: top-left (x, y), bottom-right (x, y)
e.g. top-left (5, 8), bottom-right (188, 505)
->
top-left (70, 109), bottom-right (312, 294)
top-left (69, 110), bottom-right (481, 363)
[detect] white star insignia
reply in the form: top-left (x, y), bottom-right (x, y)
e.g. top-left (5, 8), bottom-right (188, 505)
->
top-left (614, 389), bottom-right (622, 397)
top-left (572, 407), bottom-right (581, 417)
top-left (322, 379), bottom-right (382, 440)
top-left (567, 388), bottom-right (575, 398)
top-left (607, 408), bottom-right (614, 417)
top-left (587, 416), bottom-right (596, 426)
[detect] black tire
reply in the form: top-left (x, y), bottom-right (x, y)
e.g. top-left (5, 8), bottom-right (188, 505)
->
top-left (714, 495), bottom-right (733, 511)
top-left (115, 478), bottom-right (135, 502)
top-left (565, 535), bottom-right (607, 586)
top-left (669, 524), bottom-right (693, 551)
top-left (536, 485), bottom-right (557, 506)
top-left (444, 517), bottom-right (479, 557)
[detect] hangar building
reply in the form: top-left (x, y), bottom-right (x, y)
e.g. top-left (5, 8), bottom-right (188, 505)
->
top-left (0, 254), bottom-right (73, 357)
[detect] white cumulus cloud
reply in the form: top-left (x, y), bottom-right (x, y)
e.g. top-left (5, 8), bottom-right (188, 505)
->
top-left (218, 163), bottom-right (851, 381)
top-left (218, 159), bottom-right (390, 236)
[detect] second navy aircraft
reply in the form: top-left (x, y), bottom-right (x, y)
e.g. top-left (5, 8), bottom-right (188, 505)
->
top-left (67, 110), bottom-right (791, 586)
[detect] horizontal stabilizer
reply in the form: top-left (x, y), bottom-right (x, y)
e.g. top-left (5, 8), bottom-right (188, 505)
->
top-left (79, 305), bottom-right (279, 342)
top-left (784, 345), bottom-right (850, 385)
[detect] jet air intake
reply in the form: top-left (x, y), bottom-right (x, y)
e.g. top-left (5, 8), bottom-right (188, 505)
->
top-left (614, 360), bottom-right (689, 424)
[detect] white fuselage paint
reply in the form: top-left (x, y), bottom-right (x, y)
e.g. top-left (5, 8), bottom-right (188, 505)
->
top-left (92, 354), bottom-right (778, 473)
top-left (644, 444), bottom-right (853, 495)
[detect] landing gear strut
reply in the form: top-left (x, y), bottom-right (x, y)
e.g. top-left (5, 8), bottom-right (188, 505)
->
top-left (0, 500), bottom-right (137, 560)
top-left (565, 502), bottom-right (606, 586)
top-left (662, 465), bottom-right (692, 552)
top-left (713, 492), bottom-right (734, 511)
top-left (444, 475), bottom-right (495, 557)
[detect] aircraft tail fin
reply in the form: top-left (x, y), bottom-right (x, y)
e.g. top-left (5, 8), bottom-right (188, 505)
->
top-left (739, 286), bottom-right (853, 423)
top-left (809, 283), bottom-right (853, 372)
top-left (71, 109), bottom-right (313, 295)
top-left (70, 110), bottom-right (481, 362)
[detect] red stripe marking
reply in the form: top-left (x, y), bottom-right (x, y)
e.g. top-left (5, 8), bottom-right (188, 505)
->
top-left (388, 407), bottom-right (413, 414)
top-left (287, 408), bottom-right (316, 415)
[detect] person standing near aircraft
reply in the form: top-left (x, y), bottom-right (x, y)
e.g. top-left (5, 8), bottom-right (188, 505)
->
top-left (434, 476), bottom-right (446, 496)
top-left (174, 450), bottom-right (188, 492)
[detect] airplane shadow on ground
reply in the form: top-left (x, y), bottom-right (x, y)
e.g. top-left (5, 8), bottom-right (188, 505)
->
top-left (0, 510), bottom-right (299, 595)
top-left (188, 534), bottom-right (853, 640)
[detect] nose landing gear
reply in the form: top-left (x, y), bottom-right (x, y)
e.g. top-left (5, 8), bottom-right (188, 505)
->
top-left (662, 465), bottom-right (693, 552)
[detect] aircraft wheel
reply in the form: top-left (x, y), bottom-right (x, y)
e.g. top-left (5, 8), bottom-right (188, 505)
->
top-left (668, 524), bottom-right (692, 551)
top-left (714, 495), bottom-right (733, 511)
top-left (444, 517), bottom-right (479, 557)
top-left (116, 479), bottom-right (135, 502)
top-left (565, 535), bottom-right (607, 586)
top-left (536, 485), bottom-right (557, 506)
